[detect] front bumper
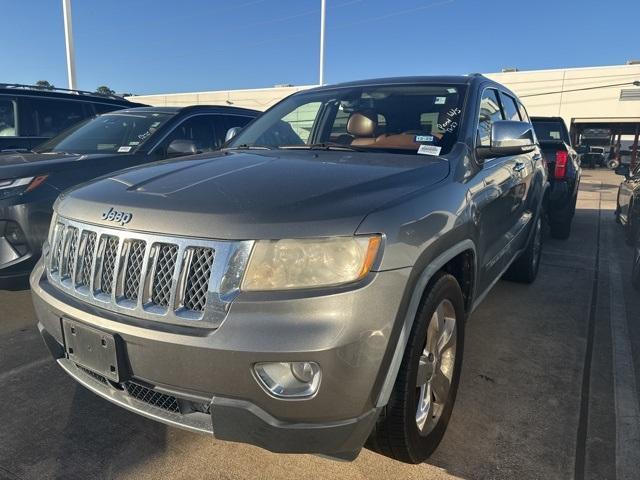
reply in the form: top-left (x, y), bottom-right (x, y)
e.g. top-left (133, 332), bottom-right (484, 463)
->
top-left (31, 258), bottom-right (410, 457)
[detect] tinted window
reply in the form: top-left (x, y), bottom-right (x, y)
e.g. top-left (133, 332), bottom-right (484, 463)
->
top-left (92, 103), bottom-right (124, 115)
top-left (229, 84), bottom-right (467, 156)
top-left (532, 120), bottom-right (570, 143)
top-left (0, 99), bottom-right (17, 137)
top-left (160, 115), bottom-right (226, 153)
top-left (23, 98), bottom-right (92, 137)
top-left (500, 92), bottom-right (521, 121)
top-left (35, 111), bottom-right (173, 154)
top-left (477, 88), bottom-right (503, 147)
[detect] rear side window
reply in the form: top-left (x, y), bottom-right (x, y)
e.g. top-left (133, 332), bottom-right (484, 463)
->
top-left (477, 88), bottom-right (503, 147)
top-left (20, 98), bottom-right (92, 137)
top-left (0, 99), bottom-right (17, 136)
top-left (500, 92), bottom-right (521, 121)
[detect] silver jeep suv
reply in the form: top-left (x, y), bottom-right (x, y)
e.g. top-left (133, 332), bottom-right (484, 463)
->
top-left (31, 76), bottom-right (547, 463)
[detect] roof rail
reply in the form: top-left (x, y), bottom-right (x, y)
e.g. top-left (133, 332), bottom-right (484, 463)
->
top-left (0, 83), bottom-right (128, 101)
top-left (467, 73), bottom-right (486, 77)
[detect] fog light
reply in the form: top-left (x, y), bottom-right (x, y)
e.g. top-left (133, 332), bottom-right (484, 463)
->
top-left (254, 361), bottom-right (321, 398)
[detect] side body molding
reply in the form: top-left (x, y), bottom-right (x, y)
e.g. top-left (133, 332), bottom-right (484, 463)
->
top-left (376, 239), bottom-right (477, 408)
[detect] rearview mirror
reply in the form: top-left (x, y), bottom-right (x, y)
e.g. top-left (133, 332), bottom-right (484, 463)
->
top-left (166, 139), bottom-right (198, 156)
top-left (476, 120), bottom-right (536, 160)
top-left (615, 164), bottom-right (630, 178)
top-left (225, 127), bottom-right (242, 143)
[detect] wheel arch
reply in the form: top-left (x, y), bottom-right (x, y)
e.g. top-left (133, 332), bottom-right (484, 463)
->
top-left (375, 240), bottom-right (477, 408)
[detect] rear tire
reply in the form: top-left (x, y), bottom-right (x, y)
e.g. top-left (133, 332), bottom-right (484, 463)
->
top-left (367, 273), bottom-right (465, 464)
top-left (504, 214), bottom-right (543, 284)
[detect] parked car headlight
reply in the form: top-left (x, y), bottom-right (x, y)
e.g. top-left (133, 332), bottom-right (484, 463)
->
top-left (0, 175), bottom-right (49, 200)
top-left (242, 235), bottom-right (381, 291)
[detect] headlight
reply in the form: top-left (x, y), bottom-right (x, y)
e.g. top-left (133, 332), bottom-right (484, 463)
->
top-left (0, 175), bottom-right (49, 200)
top-left (242, 235), bottom-right (381, 291)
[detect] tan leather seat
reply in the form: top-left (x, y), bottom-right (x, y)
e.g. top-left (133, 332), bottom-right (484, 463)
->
top-left (347, 111), bottom-right (378, 146)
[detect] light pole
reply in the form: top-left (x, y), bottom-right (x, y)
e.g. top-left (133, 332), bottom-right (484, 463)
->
top-left (319, 0), bottom-right (326, 85)
top-left (62, 0), bottom-right (77, 90)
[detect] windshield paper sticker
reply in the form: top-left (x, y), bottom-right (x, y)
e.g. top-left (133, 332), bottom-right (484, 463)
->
top-left (435, 96), bottom-right (446, 105)
top-left (415, 135), bottom-right (434, 143)
top-left (418, 145), bottom-right (442, 156)
top-left (117, 146), bottom-right (133, 153)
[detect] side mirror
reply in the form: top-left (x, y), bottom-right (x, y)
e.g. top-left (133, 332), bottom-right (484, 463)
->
top-left (615, 164), bottom-right (630, 178)
top-left (166, 139), bottom-right (198, 156)
top-left (477, 120), bottom-right (536, 160)
top-left (225, 127), bottom-right (242, 143)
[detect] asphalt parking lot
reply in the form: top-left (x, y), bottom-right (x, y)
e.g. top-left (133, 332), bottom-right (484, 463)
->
top-left (0, 169), bottom-right (638, 480)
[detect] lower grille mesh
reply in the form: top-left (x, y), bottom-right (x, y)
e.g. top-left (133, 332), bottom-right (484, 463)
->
top-left (125, 382), bottom-right (181, 413)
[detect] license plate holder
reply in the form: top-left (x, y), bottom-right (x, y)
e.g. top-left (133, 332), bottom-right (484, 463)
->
top-left (62, 319), bottom-right (122, 383)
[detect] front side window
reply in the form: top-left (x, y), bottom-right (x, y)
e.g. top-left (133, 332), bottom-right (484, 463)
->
top-left (0, 99), bottom-right (17, 137)
top-left (477, 89), bottom-right (503, 147)
top-left (35, 111), bottom-right (173, 154)
top-left (228, 84), bottom-right (467, 156)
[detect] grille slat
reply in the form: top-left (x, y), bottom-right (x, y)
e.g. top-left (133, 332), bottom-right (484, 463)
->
top-left (124, 241), bottom-right (146, 300)
top-left (77, 231), bottom-right (97, 287)
top-left (45, 217), bottom-right (249, 327)
top-left (151, 244), bottom-right (178, 308)
top-left (183, 248), bottom-right (215, 312)
top-left (99, 236), bottom-right (119, 295)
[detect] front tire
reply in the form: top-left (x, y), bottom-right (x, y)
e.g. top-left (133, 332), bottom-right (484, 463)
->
top-left (367, 273), bottom-right (465, 464)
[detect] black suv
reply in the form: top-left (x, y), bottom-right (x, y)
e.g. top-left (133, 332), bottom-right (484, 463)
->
top-left (0, 83), bottom-right (143, 152)
top-left (0, 105), bottom-right (258, 288)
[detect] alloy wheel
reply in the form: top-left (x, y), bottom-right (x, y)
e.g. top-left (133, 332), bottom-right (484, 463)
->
top-left (415, 299), bottom-right (457, 436)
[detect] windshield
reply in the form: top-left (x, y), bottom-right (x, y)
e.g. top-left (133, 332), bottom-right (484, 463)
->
top-left (35, 111), bottom-right (174, 154)
top-left (532, 120), bottom-right (569, 143)
top-left (227, 84), bottom-right (467, 156)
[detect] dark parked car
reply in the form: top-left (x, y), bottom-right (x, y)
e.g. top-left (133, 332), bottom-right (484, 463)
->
top-left (633, 234), bottom-right (640, 291)
top-left (615, 162), bottom-right (640, 245)
top-left (0, 105), bottom-right (258, 288)
top-left (0, 83), bottom-right (142, 151)
top-left (581, 147), bottom-right (606, 169)
top-left (531, 116), bottom-right (581, 239)
top-left (31, 76), bottom-right (548, 463)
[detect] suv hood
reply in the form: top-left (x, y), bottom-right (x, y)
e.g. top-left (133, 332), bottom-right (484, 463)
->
top-left (56, 150), bottom-right (449, 239)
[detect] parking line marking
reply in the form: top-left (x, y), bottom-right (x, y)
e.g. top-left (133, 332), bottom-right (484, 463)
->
top-left (0, 357), bottom-right (50, 383)
top-left (608, 239), bottom-right (640, 480)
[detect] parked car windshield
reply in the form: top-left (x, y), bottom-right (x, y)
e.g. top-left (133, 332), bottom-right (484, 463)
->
top-left (227, 84), bottom-right (467, 155)
top-left (34, 111), bottom-right (174, 154)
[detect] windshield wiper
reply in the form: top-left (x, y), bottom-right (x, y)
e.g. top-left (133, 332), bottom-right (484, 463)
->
top-left (280, 142), bottom-right (364, 152)
top-left (225, 144), bottom-right (274, 151)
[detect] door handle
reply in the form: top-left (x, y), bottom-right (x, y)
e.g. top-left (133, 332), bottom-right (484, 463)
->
top-left (513, 161), bottom-right (526, 172)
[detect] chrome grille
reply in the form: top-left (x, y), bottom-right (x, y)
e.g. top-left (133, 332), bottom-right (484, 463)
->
top-left (123, 240), bottom-right (145, 300)
top-left (151, 244), bottom-right (178, 307)
top-left (183, 248), bottom-right (215, 312)
top-left (46, 216), bottom-right (253, 328)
